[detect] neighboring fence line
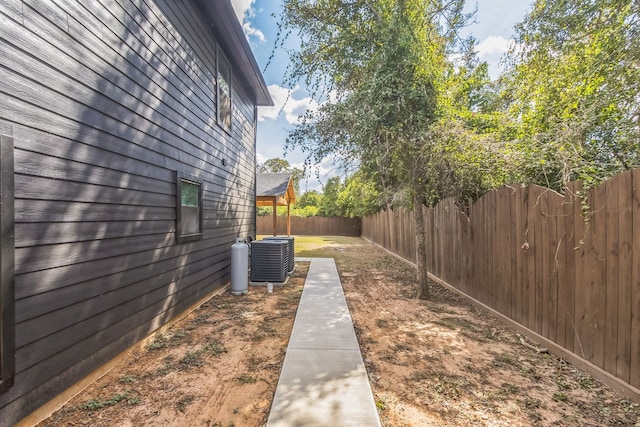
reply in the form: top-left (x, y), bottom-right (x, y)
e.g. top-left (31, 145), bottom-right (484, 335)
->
top-left (256, 215), bottom-right (361, 236)
top-left (362, 169), bottom-right (640, 397)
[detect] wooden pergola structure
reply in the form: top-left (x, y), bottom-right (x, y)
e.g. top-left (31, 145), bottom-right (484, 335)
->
top-left (256, 173), bottom-right (296, 236)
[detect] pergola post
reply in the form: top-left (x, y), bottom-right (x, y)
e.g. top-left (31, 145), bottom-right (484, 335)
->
top-left (272, 199), bottom-right (277, 236)
top-left (287, 203), bottom-right (291, 236)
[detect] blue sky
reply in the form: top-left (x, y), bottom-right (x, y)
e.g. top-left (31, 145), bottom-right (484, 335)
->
top-left (230, 0), bottom-right (535, 191)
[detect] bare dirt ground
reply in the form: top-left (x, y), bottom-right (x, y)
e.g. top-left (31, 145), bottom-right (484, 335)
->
top-left (39, 264), bottom-right (308, 427)
top-left (39, 236), bottom-right (639, 426)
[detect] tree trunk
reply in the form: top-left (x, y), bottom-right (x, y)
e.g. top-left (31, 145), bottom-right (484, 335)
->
top-left (413, 191), bottom-right (429, 299)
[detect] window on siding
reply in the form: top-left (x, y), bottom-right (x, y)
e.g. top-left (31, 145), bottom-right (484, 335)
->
top-left (176, 172), bottom-right (203, 244)
top-left (0, 131), bottom-right (15, 393)
top-left (217, 49), bottom-right (232, 132)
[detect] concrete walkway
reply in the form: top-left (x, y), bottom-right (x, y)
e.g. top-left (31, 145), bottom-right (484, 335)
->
top-left (266, 258), bottom-right (382, 427)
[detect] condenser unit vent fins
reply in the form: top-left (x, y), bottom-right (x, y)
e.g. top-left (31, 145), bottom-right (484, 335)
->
top-left (263, 236), bottom-right (295, 273)
top-left (250, 240), bottom-right (288, 282)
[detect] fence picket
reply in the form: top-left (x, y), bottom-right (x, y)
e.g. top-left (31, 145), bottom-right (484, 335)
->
top-left (514, 185), bottom-right (526, 326)
top-left (631, 170), bottom-right (640, 389)
top-left (605, 175), bottom-right (621, 375)
top-left (592, 184), bottom-right (608, 368)
top-left (617, 171), bottom-right (633, 382)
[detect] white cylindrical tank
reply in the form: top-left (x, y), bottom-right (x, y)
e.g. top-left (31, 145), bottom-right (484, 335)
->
top-left (230, 237), bottom-right (249, 295)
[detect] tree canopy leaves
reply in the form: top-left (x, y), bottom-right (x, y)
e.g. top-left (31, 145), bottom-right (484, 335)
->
top-left (272, 0), bottom-right (640, 297)
top-left (282, 0), bottom-right (498, 206)
top-left (280, 0), bottom-right (492, 298)
top-left (504, 0), bottom-right (640, 189)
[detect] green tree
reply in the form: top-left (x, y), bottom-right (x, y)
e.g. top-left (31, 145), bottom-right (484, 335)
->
top-left (338, 171), bottom-right (382, 218)
top-left (281, 0), bottom-right (490, 298)
top-left (297, 190), bottom-right (322, 209)
top-left (504, 0), bottom-right (640, 189)
top-left (291, 204), bottom-right (320, 217)
top-left (292, 190), bottom-right (322, 217)
top-left (318, 176), bottom-right (345, 217)
top-left (258, 158), bottom-right (291, 173)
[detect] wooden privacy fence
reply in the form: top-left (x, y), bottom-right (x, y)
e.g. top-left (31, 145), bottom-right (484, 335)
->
top-left (362, 169), bottom-right (640, 396)
top-left (257, 215), bottom-right (361, 236)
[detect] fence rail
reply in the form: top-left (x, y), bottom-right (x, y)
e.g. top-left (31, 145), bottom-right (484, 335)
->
top-left (257, 215), bottom-right (361, 236)
top-left (362, 169), bottom-right (640, 395)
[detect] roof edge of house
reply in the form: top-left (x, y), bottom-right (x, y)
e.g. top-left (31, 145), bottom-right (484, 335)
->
top-left (197, 0), bottom-right (273, 106)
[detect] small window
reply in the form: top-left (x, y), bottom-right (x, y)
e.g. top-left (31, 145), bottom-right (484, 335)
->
top-left (217, 49), bottom-right (232, 132)
top-left (176, 172), bottom-right (203, 243)
top-left (0, 131), bottom-right (15, 393)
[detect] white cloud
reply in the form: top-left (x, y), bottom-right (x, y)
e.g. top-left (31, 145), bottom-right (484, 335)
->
top-left (230, 0), bottom-right (266, 44)
top-left (256, 152), bottom-right (268, 166)
top-left (289, 156), bottom-right (341, 192)
top-left (476, 36), bottom-right (511, 60)
top-left (474, 36), bottom-right (518, 79)
top-left (258, 84), bottom-right (320, 124)
top-left (230, 0), bottom-right (253, 21)
top-left (243, 22), bottom-right (266, 43)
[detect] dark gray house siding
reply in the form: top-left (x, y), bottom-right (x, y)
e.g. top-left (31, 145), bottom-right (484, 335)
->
top-left (0, 0), bottom-right (271, 424)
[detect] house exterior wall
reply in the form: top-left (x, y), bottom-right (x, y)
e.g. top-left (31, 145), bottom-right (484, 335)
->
top-left (0, 0), bottom-right (259, 424)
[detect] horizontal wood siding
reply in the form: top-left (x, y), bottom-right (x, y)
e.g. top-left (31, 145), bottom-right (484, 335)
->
top-left (0, 0), bottom-right (258, 424)
top-left (362, 170), bottom-right (640, 399)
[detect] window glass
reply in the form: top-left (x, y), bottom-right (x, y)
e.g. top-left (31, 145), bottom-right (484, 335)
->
top-left (181, 181), bottom-right (199, 207)
top-left (176, 174), bottom-right (203, 243)
top-left (217, 50), bottom-right (231, 131)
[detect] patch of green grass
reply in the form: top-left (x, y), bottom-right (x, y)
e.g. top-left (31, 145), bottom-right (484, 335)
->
top-left (498, 382), bottom-right (520, 398)
top-left (148, 338), bottom-right (225, 376)
top-left (483, 330), bottom-right (500, 341)
top-left (119, 375), bottom-right (136, 384)
top-left (179, 350), bottom-right (203, 369)
top-left (236, 373), bottom-right (257, 384)
top-left (252, 324), bottom-right (277, 341)
top-left (202, 340), bottom-right (227, 356)
top-left (79, 391), bottom-right (138, 410)
top-left (518, 365), bottom-right (542, 381)
top-left (291, 236), bottom-right (362, 257)
top-left (560, 414), bottom-right (580, 424)
top-left (433, 317), bottom-right (480, 333)
top-left (146, 329), bottom-right (191, 351)
top-left (577, 373), bottom-right (595, 390)
top-left (147, 333), bottom-right (169, 351)
top-left (175, 395), bottom-right (195, 413)
top-left (187, 313), bottom-right (210, 330)
top-left (523, 397), bottom-right (542, 409)
top-left (492, 352), bottom-right (519, 367)
top-left (552, 392), bottom-right (568, 402)
top-left (431, 374), bottom-right (468, 400)
top-left (148, 355), bottom-right (175, 378)
top-left (171, 328), bottom-right (188, 340)
top-left (554, 374), bottom-right (572, 391)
